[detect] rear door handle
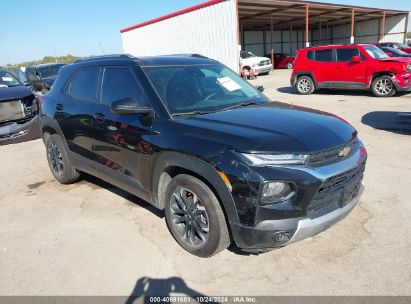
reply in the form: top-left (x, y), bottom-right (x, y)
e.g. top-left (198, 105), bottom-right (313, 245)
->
top-left (93, 113), bottom-right (105, 122)
top-left (55, 103), bottom-right (64, 111)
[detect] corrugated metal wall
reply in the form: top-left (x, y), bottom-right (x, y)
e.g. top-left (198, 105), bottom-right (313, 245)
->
top-left (121, 0), bottom-right (239, 72)
top-left (382, 15), bottom-right (407, 42)
top-left (243, 14), bottom-right (407, 57)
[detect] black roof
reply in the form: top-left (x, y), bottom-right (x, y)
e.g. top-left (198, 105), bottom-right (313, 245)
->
top-left (65, 54), bottom-right (217, 71)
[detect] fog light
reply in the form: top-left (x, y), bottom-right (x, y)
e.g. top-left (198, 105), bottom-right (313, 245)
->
top-left (275, 231), bottom-right (291, 242)
top-left (261, 181), bottom-right (294, 204)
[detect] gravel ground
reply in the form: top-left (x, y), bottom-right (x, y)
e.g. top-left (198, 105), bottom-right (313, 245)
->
top-left (0, 69), bottom-right (410, 297)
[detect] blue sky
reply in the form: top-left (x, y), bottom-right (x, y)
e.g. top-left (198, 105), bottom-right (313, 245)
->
top-left (1, 0), bottom-right (410, 65)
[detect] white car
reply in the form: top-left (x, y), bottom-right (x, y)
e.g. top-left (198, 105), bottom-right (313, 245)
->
top-left (240, 51), bottom-right (272, 76)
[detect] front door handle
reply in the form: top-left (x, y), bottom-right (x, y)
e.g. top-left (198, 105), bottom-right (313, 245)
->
top-left (55, 103), bottom-right (64, 111)
top-left (93, 113), bottom-right (105, 122)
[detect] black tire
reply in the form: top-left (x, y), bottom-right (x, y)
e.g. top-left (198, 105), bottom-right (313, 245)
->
top-left (164, 174), bottom-right (230, 257)
top-left (45, 134), bottom-right (80, 184)
top-left (371, 76), bottom-right (397, 97)
top-left (295, 75), bottom-right (315, 95)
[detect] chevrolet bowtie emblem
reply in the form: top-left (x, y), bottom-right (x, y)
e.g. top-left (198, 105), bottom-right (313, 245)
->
top-left (339, 146), bottom-right (351, 157)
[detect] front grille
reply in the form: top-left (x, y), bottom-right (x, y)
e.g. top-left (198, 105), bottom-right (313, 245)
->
top-left (0, 99), bottom-right (25, 123)
top-left (307, 139), bottom-right (359, 166)
top-left (308, 161), bottom-right (366, 213)
top-left (258, 60), bottom-right (270, 66)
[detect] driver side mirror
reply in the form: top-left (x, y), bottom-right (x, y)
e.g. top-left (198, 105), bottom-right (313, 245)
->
top-left (351, 56), bottom-right (362, 63)
top-left (110, 97), bottom-right (153, 116)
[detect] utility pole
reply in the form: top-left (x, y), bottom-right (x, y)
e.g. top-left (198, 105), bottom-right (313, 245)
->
top-left (99, 43), bottom-right (106, 55)
top-left (53, 49), bottom-right (58, 63)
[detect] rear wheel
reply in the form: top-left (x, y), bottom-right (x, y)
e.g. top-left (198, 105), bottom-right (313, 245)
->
top-left (295, 75), bottom-right (315, 95)
top-left (372, 76), bottom-right (396, 97)
top-left (164, 174), bottom-right (230, 257)
top-left (45, 134), bottom-right (80, 184)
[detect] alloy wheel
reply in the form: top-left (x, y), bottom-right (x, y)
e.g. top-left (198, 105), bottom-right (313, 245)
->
top-left (298, 78), bottom-right (311, 93)
top-left (48, 143), bottom-right (64, 176)
top-left (169, 188), bottom-right (210, 246)
top-left (375, 78), bottom-right (393, 96)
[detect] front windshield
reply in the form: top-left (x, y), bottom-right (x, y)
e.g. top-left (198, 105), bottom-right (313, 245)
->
top-left (38, 64), bottom-right (64, 78)
top-left (241, 51), bottom-right (256, 59)
top-left (0, 71), bottom-right (21, 87)
top-left (384, 47), bottom-right (408, 56)
top-left (143, 64), bottom-right (269, 115)
top-left (364, 45), bottom-right (389, 59)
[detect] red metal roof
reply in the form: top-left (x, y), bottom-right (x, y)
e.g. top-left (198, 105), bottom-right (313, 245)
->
top-left (120, 0), bottom-right (225, 33)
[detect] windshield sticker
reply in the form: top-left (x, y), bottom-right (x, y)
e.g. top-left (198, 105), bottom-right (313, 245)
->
top-left (217, 77), bottom-right (241, 92)
top-left (1, 77), bottom-right (14, 82)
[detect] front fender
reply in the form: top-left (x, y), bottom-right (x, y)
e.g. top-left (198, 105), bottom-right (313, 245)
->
top-left (151, 151), bottom-right (240, 226)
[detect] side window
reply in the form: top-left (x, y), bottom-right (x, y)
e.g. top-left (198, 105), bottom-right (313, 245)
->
top-left (101, 67), bottom-right (147, 107)
top-left (315, 49), bottom-right (333, 62)
top-left (336, 48), bottom-right (359, 62)
top-left (307, 51), bottom-right (314, 60)
top-left (66, 68), bottom-right (99, 102)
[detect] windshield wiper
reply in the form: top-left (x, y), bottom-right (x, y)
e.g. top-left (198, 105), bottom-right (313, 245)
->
top-left (172, 110), bottom-right (212, 117)
top-left (220, 102), bottom-right (262, 112)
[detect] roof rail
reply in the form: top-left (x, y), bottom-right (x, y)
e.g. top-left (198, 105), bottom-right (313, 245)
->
top-left (161, 54), bottom-right (210, 59)
top-left (74, 54), bottom-right (137, 63)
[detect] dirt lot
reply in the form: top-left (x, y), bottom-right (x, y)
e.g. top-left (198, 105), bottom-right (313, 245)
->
top-left (1, 70), bottom-right (411, 297)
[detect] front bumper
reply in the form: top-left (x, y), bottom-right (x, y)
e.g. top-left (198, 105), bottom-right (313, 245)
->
top-left (226, 143), bottom-right (366, 250)
top-left (393, 72), bottom-right (411, 92)
top-left (0, 115), bottom-right (40, 145)
top-left (254, 64), bottom-right (272, 74)
top-left (231, 184), bottom-right (363, 250)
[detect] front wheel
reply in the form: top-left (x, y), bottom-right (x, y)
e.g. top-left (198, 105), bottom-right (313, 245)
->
top-left (164, 174), bottom-right (230, 257)
top-left (295, 76), bottom-right (315, 95)
top-left (287, 62), bottom-right (293, 69)
top-left (372, 76), bottom-right (397, 97)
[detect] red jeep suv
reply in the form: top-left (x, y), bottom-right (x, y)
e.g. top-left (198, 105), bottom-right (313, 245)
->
top-left (291, 44), bottom-right (411, 97)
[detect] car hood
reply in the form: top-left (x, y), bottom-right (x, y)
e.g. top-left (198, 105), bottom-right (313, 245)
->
top-left (176, 103), bottom-right (357, 154)
top-left (0, 85), bottom-right (33, 101)
top-left (378, 57), bottom-right (411, 63)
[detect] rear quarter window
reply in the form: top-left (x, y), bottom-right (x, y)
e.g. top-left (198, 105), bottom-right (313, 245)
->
top-left (307, 51), bottom-right (314, 60)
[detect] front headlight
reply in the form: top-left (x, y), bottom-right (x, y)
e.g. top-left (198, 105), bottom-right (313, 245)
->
top-left (261, 181), bottom-right (295, 204)
top-left (241, 153), bottom-right (308, 166)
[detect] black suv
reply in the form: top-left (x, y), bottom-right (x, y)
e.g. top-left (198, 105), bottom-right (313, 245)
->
top-left (40, 54), bottom-right (367, 257)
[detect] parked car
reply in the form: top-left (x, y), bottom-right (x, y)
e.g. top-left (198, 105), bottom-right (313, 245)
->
top-left (376, 42), bottom-right (411, 54)
top-left (40, 54), bottom-right (367, 257)
top-left (25, 63), bottom-right (65, 92)
top-left (0, 69), bottom-right (39, 144)
top-left (240, 51), bottom-right (272, 75)
top-left (291, 44), bottom-right (411, 97)
top-left (265, 53), bottom-right (295, 69)
top-left (378, 46), bottom-right (411, 58)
